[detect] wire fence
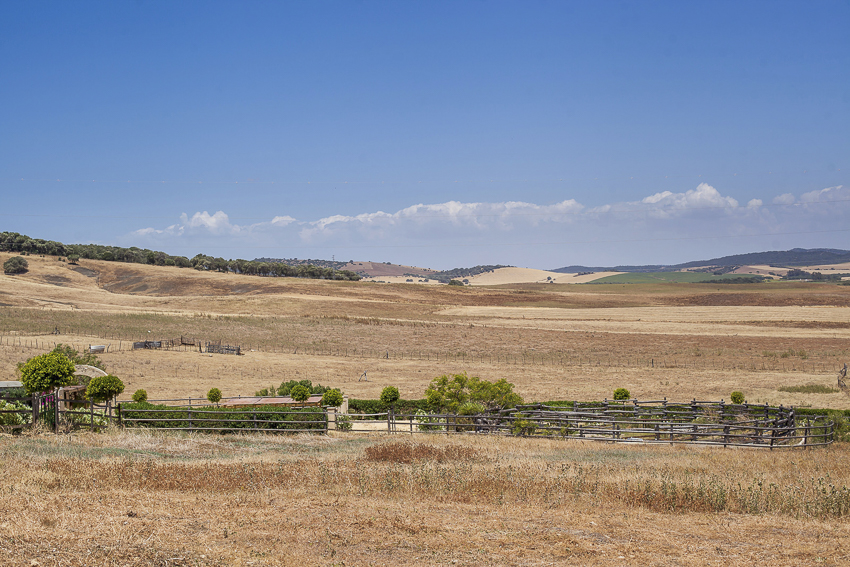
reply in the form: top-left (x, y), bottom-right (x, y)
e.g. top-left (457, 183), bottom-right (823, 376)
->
top-left (0, 332), bottom-right (844, 373)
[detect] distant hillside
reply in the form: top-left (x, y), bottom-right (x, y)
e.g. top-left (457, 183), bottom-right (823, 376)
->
top-left (430, 265), bottom-right (513, 283)
top-left (255, 257), bottom-right (349, 270)
top-left (552, 248), bottom-right (850, 274)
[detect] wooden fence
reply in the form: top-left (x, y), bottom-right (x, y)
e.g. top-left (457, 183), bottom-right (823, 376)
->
top-left (344, 400), bottom-right (834, 449)
top-left (1, 393), bottom-right (836, 447)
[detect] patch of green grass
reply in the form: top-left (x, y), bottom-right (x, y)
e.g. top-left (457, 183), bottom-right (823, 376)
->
top-left (588, 272), bottom-right (771, 284)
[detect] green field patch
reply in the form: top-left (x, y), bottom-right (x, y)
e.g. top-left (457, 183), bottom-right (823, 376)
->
top-left (588, 272), bottom-right (768, 284)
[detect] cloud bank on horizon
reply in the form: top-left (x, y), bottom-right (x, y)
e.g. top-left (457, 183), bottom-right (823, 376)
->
top-left (125, 183), bottom-right (850, 269)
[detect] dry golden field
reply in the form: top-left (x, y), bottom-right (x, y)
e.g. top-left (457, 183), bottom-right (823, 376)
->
top-left (2, 254), bottom-right (850, 565)
top-left (1, 430), bottom-right (849, 566)
top-left (1, 254), bottom-right (849, 406)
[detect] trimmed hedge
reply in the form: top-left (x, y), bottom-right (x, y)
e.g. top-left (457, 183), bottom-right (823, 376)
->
top-left (348, 398), bottom-right (430, 418)
top-left (120, 402), bottom-right (326, 431)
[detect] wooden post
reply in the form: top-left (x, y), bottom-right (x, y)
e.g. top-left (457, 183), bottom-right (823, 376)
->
top-left (117, 403), bottom-right (123, 428)
top-left (90, 403), bottom-right (95, 432)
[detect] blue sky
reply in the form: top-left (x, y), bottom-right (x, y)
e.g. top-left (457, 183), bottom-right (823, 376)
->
top-left (1, 1), bottom-right (848, 269)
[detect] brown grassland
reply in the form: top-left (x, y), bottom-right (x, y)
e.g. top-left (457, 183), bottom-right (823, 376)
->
top-left (1, 254), bottom-right (850, 565)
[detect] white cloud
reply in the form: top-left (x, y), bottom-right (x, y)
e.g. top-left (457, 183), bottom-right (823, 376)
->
top-left (638, 183), bottom-right (738, 218)
top-left (124, 184), bottom-right (850, 268)
top-left (179, 211), bottom-right (237, 234)
top-left (799, 185), bottom-right (848, 204)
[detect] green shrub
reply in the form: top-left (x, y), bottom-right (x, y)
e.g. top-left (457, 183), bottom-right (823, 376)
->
top-left (321, 388), bottom-right (344, 407)
top-left (19, 352), bottom-right (76, 393)
top-left (3, 256), bottom-right (28, 274)
top-left (290, 384), bottom-right (311, 403)
top-left (425, 372), bottom-right (522, 412)
top-left (207, 388), bottom-right (222, 404)
top-left (613, 388), bottom-right (630, 401)
top-left (414, 409), bottom-right (445, 431)
top-left (447, 279), bottom-right (464, 286)
top-left (51, 343), bottom-right (105, 371)
top-left (730, 391), bottom-right (745, 404)
top-left (85, 375), bottom-right (125, 404)
top-left (510, 412), bottom-right (537, 436)
top-left (0, 400), bottom-right (31, 426)
top-left (276, 379), bottom-right (327, 397)
top-left (458, 402), bottom-right (486, 415)
top-left (380, 386), bottom-right (400, 406)
top-left (132, 389), bottom-right (148, 403)
top-left (336, 414), bottom-right (352, 432)
top-left (348, 398), bottom-right (429, 418)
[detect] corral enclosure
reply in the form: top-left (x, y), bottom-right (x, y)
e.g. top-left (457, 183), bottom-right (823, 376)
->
top-left (1, 254), bottom-right (850, 565)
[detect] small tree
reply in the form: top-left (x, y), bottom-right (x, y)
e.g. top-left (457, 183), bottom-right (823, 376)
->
top-left (132, 389), bottom-right (148, 403)
top-left (207, 387), bottom-right (222, 404)
top-left (67, 254), bottom-right (80, 264)
top-left (290, 384), bottom-right (311, 404)
top-left (730, 391), bottom-right (745, 404)
top-left (380, 386), bottom-right (400, 407)
top-left (613, 388), bottom-right (630, 401)
top-left (3, 256), bottom-right (28, 274)
top-left (19, 351), bottom-right (76, 394)
top-left (321, 388), bottom-right (344, 407)
top-left (448, 279), bottom-right (464, 286)
top-left (86, 374), bottom-right (125, 404)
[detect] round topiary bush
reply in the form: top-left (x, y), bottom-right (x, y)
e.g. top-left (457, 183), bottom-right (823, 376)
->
top-left (290, 384), bottom-right (311, 403)
top-left (613, 388), bottom-right (630, 401)
top-left (19, 351), bottom-right (76, 394)
top-left (132, 389), bottom-right (148, 403)
top-left (86, 374), bottom-right (125, 404)
top-left (730, 391), bottom-right (745, 404)
top-left (207, 387), bottom-right (222, 404)
top-left (380, 386), bottom-right (400, 406)
top-left (321, 388), bottom-right (344, 407)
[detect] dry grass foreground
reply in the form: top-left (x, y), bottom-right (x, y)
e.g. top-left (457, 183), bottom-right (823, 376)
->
top-left (0, 429), bottom-right (848, 566)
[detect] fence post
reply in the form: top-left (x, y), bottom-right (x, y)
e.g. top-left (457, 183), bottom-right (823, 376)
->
top-left (117, 403), bottom-right (123, 428)
top-left (54, 393), bottom-right (60, 434)
top-left (90, 403), bottom-right (95, 432)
